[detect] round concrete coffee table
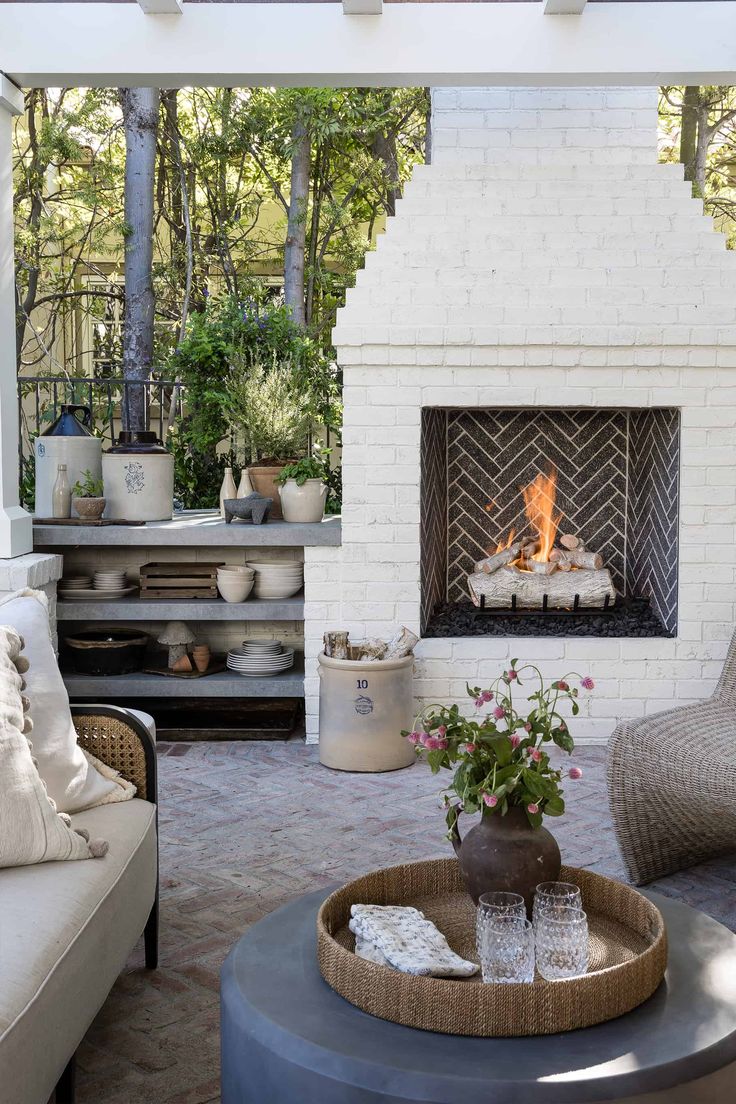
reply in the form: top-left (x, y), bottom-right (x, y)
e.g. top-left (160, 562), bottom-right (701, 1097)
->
top-left (221, 887), bottom-right (736, 1104)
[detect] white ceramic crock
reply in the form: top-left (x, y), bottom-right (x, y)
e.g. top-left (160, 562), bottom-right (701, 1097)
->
top-left (279, 478), bottom-right (327, 524)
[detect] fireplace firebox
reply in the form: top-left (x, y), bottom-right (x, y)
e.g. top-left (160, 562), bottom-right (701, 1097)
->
top-left (420, 408), bottom-right (680, 638)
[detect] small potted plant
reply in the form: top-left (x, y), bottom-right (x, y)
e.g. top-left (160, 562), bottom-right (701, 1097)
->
top-left (71, 470), bottom-right (106, 520)
top-left (223, 356), bottom-right (314, 519)
top-left (276, 446), bottom-right (330, 524)
top-left (403, 661), bottom-right (594, 909)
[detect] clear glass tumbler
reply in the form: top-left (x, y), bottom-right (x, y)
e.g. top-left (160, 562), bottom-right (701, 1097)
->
top-left (476, 892), bottom-right (527, 963)
top-left (477, 914), bottom-right (535, 984)
top-left (533, 881), bottom-right (583, 931)
top-left (535, 905), bottom-right (589, 980)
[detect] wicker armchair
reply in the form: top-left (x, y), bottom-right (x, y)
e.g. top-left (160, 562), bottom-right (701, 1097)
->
top-left (71, 704), bottom-right (158, 966)
top-left (607, 632), bottom-right (736, 885)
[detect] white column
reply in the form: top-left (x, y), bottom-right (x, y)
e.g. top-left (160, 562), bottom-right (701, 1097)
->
top-left (0, 74), bottom-right (32, 558)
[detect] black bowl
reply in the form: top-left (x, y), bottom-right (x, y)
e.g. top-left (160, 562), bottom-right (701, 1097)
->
top-left (64, 629), bottom-right (149, 675)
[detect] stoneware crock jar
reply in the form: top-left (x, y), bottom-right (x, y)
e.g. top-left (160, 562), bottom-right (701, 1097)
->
top-left (34, 404), bottom-right (102, 518)
top-left (102, 430), bottom-right (174, 522)
top-left (451, 804), bottom-right (561, 912)
top-left (279, 478), bottom-right (327, 524)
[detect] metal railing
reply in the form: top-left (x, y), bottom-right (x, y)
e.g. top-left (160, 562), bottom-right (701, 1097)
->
top-left (18, 375), bottom-right (184, 449)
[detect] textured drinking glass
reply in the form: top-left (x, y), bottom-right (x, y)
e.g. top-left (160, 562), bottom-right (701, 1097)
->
top-left (476, 892), bottom-right (527, 959)
top-left (477, 914), bottom-right (535, 984)
top-left (535, 906), bottom-right (589, 980)
top-left (533, 882), bottom-right (583, 931)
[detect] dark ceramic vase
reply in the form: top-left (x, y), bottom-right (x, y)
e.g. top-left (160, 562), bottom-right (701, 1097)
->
top-left (451, 805), bottom-right (561, 913)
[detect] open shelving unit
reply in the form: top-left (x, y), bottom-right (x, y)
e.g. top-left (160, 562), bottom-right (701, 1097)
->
top-left (34, 511), bottom-right (341, 707)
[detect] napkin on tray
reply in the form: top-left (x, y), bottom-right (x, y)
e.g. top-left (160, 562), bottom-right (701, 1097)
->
top-left (349, 903), bottom-right (479, 978)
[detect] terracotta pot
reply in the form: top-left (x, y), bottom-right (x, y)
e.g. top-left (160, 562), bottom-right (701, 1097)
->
top-left (451, 804), bottom-right (561, 912)
top-left (72, 496), bottom-right (106, 520)
top-left (247, 464), bottom-right (286, 519)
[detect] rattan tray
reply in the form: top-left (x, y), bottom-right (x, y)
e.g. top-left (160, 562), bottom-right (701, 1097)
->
top-left (317, 858), bottom-right (667, 1037)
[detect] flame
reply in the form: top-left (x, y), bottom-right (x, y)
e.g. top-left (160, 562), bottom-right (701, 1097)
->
top-left (521, 470), bottom-right (562, 563)
top-left (494, 528), bottom-right (516, 555)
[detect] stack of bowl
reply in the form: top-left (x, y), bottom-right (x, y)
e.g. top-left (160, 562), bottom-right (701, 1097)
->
top-left (246, 561), bottom-right (304, 600)
top-left (58, 575), bottom-right (92, 597)
top-left (93, 569), bottom-right (129, 594)
top-left (217, 564), bottom-right (255, 603)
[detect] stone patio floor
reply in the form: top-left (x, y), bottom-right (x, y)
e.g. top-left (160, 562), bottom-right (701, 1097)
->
top-left (75, 740), bottom-right (736, 1104)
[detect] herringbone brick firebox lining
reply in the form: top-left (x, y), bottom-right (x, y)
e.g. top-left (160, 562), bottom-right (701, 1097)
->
top-left (72, 741), bottom-right (735, 1104)
top-left (420, 406), bottom-right (680, 634)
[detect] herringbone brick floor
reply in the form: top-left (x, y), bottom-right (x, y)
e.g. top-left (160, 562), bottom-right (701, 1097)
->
top-left (75, 741), bottom-right (736, 1104)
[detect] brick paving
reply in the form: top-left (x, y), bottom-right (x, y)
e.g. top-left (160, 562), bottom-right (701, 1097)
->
top-left (75, 741), bottom-right (736, 1104)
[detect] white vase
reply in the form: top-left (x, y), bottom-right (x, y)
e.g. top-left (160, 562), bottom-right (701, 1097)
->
top-left (219, 467), bottom-right (237, 517)
top-left (237, 468), bottom-right (253, 498)
top-left (279, 478), bottom-right (327, 524)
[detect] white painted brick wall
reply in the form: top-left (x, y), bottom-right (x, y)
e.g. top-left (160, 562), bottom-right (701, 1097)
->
top-left (305, 86), bottom-right (736, 745)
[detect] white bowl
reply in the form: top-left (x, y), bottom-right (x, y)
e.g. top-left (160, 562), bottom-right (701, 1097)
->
top-left (217, 578), bottom-right (254, 603)
top-left (217, 565), bottom-right (255, 575)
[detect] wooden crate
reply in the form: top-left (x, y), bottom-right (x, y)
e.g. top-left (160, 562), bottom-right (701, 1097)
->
top-left (139, 561), bottom-right (224, 599)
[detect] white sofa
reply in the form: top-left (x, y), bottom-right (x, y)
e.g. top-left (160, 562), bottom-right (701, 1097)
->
top-left (0, 706), bottom-right (158, 1104)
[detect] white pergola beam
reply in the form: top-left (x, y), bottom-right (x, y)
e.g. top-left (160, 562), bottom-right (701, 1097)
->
top-left (0, 73), bottom-right (32, 557)
top-left (137, 0), bottom-right (182, 13)
top-left (0, 2), bottom-right (735, 87)
top-left (343, 0), bottom-right (383, 14)
top-left (543, 0), bottom-right (587, 14)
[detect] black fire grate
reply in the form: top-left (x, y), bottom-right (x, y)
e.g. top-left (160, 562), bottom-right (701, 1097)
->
top-left (474, 592), bottom-right (615, 618)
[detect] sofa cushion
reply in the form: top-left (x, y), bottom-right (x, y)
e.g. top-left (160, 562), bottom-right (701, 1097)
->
top-left (0, 798), bottom-right (157, 1104)
top-left (0, 623), bottom-right (105, 869)
top-left (0, 590), bottom-right (134, 813)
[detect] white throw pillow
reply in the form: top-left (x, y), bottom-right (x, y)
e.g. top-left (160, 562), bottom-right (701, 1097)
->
top-left (0, 590), bottom-right (134, 814)
top-left (0, 624), bottom-right (107, 868)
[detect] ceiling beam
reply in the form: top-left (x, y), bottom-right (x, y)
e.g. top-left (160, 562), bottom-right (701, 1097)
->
top-left (137, 0), bottom-right (183, 12)
top-left (343, 0), bottom-right (383, 13)
top-left (0, 2), bottom-right (734, 88)
top-left (543, 0), bottom-right (587, 14)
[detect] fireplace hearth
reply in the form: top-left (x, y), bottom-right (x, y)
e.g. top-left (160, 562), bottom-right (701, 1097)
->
top-left (421, 407), bottom-right (680, 638)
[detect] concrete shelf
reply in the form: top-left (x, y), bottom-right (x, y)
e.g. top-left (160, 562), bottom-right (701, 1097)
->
top-left (57, 596), bottom-right (304, 622)
top-left (33, 511), bottom-right (341, 548)
top-left (62, 661), bottom-right (305, 699)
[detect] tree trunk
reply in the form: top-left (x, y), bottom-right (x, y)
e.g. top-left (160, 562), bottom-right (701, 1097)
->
top-left (283, 104), bottom-right (311, 328)
top-left (424, 87), bottom-right (432, 165)
top-left (680, 86), bottom-right (699, 186)
top-left (371, 92), bottom-right (401, 217)
top-left (120, 87), bottom-right (159, 431)
top-left (694, 96), bottom-right (711, 198)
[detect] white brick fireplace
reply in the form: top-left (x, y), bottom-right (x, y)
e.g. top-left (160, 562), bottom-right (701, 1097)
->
top-left (304, 86), bottom-right (736, 744)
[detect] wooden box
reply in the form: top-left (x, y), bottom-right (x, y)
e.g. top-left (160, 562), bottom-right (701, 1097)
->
top-left (139, 561), bottom-right (224, 599)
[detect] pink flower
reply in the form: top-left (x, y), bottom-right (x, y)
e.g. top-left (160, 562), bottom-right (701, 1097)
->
top-left (419, 732), bottom-right (432, 746)
top-left (555, 680), bottom-right (569, 691)
top-left (436, 738), bottom-right (449, 750)
top-left (529, 748), bottom-right (543, 763)
top-left (506, 669), bottom-right (517, 681)
top-left (464, 742), bottom-right (478, 753)
top-left (475, 697), bottom-right (484, 710)
top-left (483, 793), bottom-right (499, 808)
top-left (425, 736), bottom-right (446, 750)
top-left (406, 731), bottom-right (421, 745)
top-left (493, 705), bottom-right (505, 720)
top-left (481, 689), bottom-right (494, 702)
top-left (581, 676), bottom-right (595, 690)
top-left (569, 766), bottom-right (583, 780)
top-left (510, 734), bottom-right (521, 749)
top-left (524, 723), bottom-right (532, 732)
top-left (437, 725), bottom-right (447, 737)
top-left (527, 802), bottom-right (539, 814)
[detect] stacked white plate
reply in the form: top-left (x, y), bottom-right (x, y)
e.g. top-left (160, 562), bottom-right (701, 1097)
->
top-left (227, 641), bottom-right (295, 676)
top-left (93, 570), bottom-right (128, 591)
top-left (246, 561), bottom-right (304, 600)
top-left (58, 575), bottom-right (92, 593)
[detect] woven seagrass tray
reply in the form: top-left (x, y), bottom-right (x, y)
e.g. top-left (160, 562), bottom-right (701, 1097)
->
top-left (317, 858), bottom-right (667, 1037)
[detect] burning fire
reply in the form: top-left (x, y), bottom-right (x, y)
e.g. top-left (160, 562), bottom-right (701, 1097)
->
top-left (487, 468), bottom-right (563, 568)
top-left (522, 469), bottom-right (563, 563)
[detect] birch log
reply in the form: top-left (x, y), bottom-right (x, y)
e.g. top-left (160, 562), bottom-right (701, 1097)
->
top-left (549, 548), bottom-right (603, 570)
top-left (468, 565), bottom-right (616, 609)
top-left (474, 540), bottom-right (523, 574)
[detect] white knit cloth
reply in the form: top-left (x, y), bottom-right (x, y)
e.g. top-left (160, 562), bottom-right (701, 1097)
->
top-left (349, 904), bottom-right (478, 978)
